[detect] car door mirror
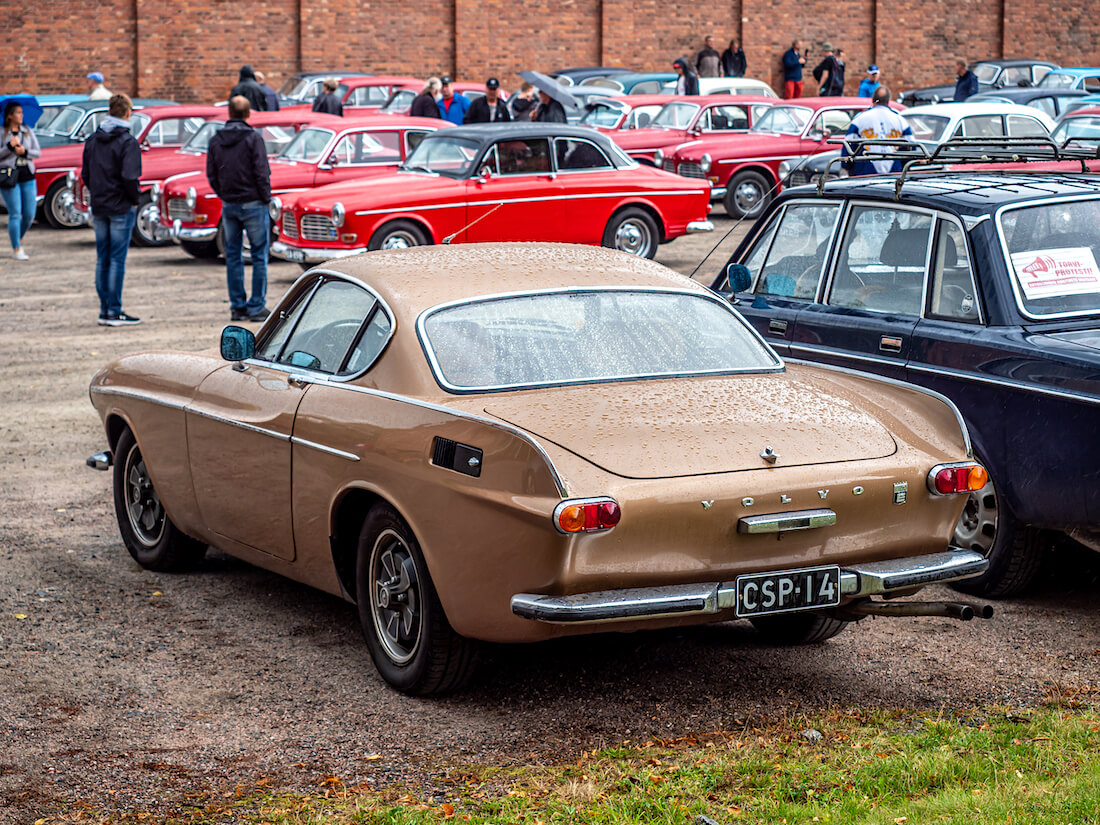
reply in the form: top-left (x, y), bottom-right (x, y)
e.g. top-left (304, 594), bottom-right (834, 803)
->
top-left (727, 263), bottom-right (752, 293)
top-left (478, 165), bottom-right (493, 182)
top-left (287, 350), bottom-right (321, 370)
top-left (220, 325), bottom-right (256, 362)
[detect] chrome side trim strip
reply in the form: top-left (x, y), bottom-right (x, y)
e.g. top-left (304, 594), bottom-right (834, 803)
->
top-left (184, 406), bottom-right (290, 441)
top-left (790, 343), bottom-right (907, 368)
top-left (352, 189), bottom-right (708, 217)
top-left (784, 357), bottom-right (973, 457)
top-left (291, 436), bottom-right (360, 462)
top-left (737, 508), bottom-right (836, 534)
top-left (90, 386), bottom-right (187, 411)
top-left (906, 361), bottom-right (1100, 407)
top-left (277, 374), bottom-right (569, 497)
top-left (510, 549), bottom-right (988, 623)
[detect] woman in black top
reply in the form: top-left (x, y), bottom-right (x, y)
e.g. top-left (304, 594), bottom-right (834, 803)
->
top-left (0, 101), bottom-right (41, 261)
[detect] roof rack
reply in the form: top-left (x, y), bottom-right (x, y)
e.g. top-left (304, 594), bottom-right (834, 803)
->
top-left (816, 136), bottom-right (1100, 197)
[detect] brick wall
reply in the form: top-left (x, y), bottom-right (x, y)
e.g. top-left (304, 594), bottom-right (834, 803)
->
top-left (4, 0), bottom-right (1098, 103)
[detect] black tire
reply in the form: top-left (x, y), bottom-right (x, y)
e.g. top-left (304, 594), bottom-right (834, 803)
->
top-left (750, 613), bottom-right (850, 644)
top-left (368, 220), bottom-right (429, 251)
top-left (949, 468), bottom-right (1043, 598)
top-left (131, 192), bottom-right (172, 247)
top-left (723, 170), bottom-right (772, 219)
top-left (355, 504), bottom-right (477, 694)
top-left (601, 207), bottom-right (659, 259)
top-left (112, 428), bottom-right (207, 572)
top-left (43, 179), bottom-right (84, 229)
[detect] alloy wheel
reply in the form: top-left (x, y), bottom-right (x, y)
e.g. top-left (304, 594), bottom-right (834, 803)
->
top-left (369, 528), bottom-right (422, 663)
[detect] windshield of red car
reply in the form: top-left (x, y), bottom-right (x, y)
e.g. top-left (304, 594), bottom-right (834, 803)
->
top-left (421, 289), bottom-right (782, 391)
top-left (579, 101), bottom-right (625, 128)
top-left (751, 106), bottom-right (811, 135)
top-left (998, 198), bottom-right (1100, 318)
top-left (651, 102), bottom-right (700, 129)
top-left (402, 135), bottom-right (482, 177)
top-left (279, 128), bottom-right (335, 163)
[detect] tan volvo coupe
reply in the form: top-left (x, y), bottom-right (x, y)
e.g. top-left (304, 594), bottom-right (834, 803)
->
top-left (88, 244), bottom-right (992, 694)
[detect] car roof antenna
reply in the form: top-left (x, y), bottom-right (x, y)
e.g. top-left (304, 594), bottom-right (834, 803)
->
top-left (442, 202), bottom-right (504, 244)
top-left (687, 140), bottom-right (832, 282)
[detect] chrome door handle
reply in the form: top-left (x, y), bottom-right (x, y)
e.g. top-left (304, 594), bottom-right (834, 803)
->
top-left (880, 336), bottom-right (903, 353)
top-left (768, 319), bottom-right (788, 335)
top-left (288, 374), bottom-right (310, 388)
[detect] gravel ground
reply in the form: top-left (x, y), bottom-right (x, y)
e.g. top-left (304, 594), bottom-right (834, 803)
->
top-left (0, 223), bottom-right (1096, 822)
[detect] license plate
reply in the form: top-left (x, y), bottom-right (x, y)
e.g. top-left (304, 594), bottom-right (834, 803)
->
top-left (734, 565), bottom-right (841, 618)
top-left (282, 247), bottom-right (305, 263)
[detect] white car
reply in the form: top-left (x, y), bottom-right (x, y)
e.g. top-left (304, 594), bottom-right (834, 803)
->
top-left (661, 77), bottom-right (779, 98)
top-left (786, 101), bottom-right (1056, 186)
top-left (901, 101), bottom-right (1055, 150)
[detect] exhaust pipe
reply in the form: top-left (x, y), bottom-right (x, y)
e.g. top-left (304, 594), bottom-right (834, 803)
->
top-left (842, 599), bottom-right (994, 621)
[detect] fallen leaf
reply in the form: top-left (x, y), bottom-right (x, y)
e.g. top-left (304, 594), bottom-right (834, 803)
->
top-left (13, 614), bottom-right (26, 620)
top-left (648, 774), bottom-right (664, 784)
top-left (894, 818), bottom-right (908, 824)
top-left (364, 753), bottom-right (383, 761)
top-left (1030, 737), bottom-right (1052, 742)
top-left (1016, 770), bottom-right (1024, 779)
top-left (55, 508), bottom-right (66, 513)
top-left (152, 591), bottom-right (163, 597)
top-left (441, 803), bottom-right (455, 817)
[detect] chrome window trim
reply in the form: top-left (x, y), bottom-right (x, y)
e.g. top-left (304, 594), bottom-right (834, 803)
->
top-left (745, 204), bottom-right (787, 293)
top-left (251, 268), bottom-right (397, 382)
top-left (928, 213), bottom-right (986, 324)
top-left (551, 136), bottom-right (615, 172)
top-left (994, 193), bottom-right (1100, 321)
top-left (328, 128), bottom-right (403, 167)
top-left (785, 357), bottom-right (973, 457)
top-left (280, 127), bottom-right (338, 164)
top-left (651, 101), bottom-right (701, 130)
top-left (822, 200), bottom-right (937, 316)
top-left (416, 285), bottom-right (784, 394)
top-left (749, 199), bottom-right (845, 300)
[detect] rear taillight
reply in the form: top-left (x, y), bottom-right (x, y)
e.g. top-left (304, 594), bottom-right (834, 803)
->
top-left (927, 462), bottom-right (988, 495)
top-left (553, 497), bottom-right (621, 534)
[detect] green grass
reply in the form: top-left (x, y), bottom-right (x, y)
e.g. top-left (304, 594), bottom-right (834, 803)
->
top-left (50, 703), bottom-right (1100, 825)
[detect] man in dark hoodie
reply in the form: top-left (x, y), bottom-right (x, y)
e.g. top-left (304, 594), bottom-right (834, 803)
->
top-left (672, 58), bottom-right (700, 95)
top-left (230, 65), bottom-right (268, 112)
top-left (207, 96), bottom-right (271, 322)
top-left (82, 93), bottom-right (141, 326)
top-left (311, 77), bottom-right (344, 116)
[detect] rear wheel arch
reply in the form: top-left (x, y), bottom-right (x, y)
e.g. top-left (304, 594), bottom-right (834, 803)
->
top-left (610, 202), bottom-right (665, 243)
top-left (330, 486), bottom-right (387, 602)
top-left (104, 412), bottom-right (133, 452)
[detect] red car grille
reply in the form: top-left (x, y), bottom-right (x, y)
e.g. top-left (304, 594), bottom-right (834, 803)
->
top-left (166, 199), bottom-right (193, 221)
top-left (301, 213), bottom-right (337, 242)
top-left (281, 212), bottom-right (299, 239)
top-left (677, 162), bottom-right (706, 179)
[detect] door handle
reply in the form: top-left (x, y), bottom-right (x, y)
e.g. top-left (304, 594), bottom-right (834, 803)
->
top-left (879, 336), bottom-right (903, 353)
top-left (768, 319), bottom-right (788, 335)
top-left (288, 374), bottom-right (310, 388)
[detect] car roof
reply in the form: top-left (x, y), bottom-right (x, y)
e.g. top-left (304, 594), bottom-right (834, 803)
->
top-left (290, 71), bottom-right (372, 80)
top-left (971, 88), bottom-right (1089, 103)
top-left (340, 75), bottom-right (423, 88)
top-left (902, 100), bottom-right (1055, 118)
top-left (328, 242), bottom-right (707, 323)
top-left (974, 58), bottom-right (1059, 68)
top-left (587, 94), bottom-right (674, 108)
top-left (326, 114), bottom-right (448, 130)
top-left (58, 99), bottom-right (176, 112)
top-left (792, 171), bottom-right (1100, 214)
top-left (133, 104), bottom-right (223, 118)
top-left (249, 111), bottom-right (345, 127)
top-left (1063, 106), bottom-right (1100, 117)
top-left (769, 96), bottom-right (877, 111)
top-left (424, 121), bottom-right (620, 145)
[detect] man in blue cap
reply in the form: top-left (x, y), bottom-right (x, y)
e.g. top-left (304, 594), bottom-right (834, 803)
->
top-left (859, 65), bottom-right (881, 98)
top-left (87, 72), bottom-right (112, 100)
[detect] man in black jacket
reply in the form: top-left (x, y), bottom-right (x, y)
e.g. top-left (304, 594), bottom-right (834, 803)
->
top-left (230, 65), bottom-right (268, 112)
top-left (207, 96), bottom-right (272, 322)
top-left (312, 78), bottom-right (344, 116)
top-left (464, 78), bottom-right (512, 123)
top-left (82, 93), bottom-right (141, 326)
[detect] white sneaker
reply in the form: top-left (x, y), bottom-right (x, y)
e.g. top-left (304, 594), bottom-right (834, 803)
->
top-left (13, 249), bottom-right (29, 261)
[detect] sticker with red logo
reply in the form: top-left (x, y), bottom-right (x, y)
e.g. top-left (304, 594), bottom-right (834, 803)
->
top-left (1010, 247), bottom-right (1100, 301)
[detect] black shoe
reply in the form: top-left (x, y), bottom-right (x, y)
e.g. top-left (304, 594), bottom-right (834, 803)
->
top-left (98, 313), bottom-right (110, 326)
top-left (230, 308), bottom-right (249, 321)
top-left (247, 308), bottom-right (271, 322)
top-left (105, 312), bottom-right (141, 327)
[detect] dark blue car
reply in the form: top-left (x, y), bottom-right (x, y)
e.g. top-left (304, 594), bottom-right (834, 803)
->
top-left (711, 169), bottom-right (1100, 597)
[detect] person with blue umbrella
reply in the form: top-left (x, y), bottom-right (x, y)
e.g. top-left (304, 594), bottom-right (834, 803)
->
top-left (0, 95), bottom-right (42, 261)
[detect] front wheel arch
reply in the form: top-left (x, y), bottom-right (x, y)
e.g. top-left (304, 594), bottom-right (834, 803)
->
top-left (367, 218), bottom-right (433, 251)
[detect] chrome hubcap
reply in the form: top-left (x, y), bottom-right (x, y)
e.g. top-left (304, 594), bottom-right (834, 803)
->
top-left (953, 476), bottom-right (998, 558)
top-left (53, 187), bottom-right (84, 227)
top-left (124, 446), bottom-right (165, 548)
top-left (734, 181), bottom-right (763, 214)
top-left (136, 202), bottom-right (160, 242)
top-left (614, 219), bottom-right (651, 256)
top-left (369, 529), bottom-right (421, 664)
top-left (381, 231), bottom-right (418, 250)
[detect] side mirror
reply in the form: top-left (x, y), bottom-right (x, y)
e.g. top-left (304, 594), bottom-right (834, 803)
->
top-left (727, 263), bottom-right (752, 293)
top-left (220, 325), bottom-right (256, 362)
top-left (478, 165), bottom-right (493, 181)
top-left (140, 138), bottom-right (151, 151)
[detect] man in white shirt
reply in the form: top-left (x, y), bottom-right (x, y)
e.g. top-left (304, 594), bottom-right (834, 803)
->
top-left (842, 86), bottom-right (914, 175)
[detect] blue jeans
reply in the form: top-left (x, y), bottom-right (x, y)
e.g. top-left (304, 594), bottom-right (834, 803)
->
top-left (223, 200), bottom-right (269, 314)
top-left (93, 209), bottom-right (136, 317)
top-left (1, 178), bottom-right (37, 250)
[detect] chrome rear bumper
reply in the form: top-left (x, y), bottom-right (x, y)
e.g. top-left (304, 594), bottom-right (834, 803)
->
top-left (270, 240), bottom-right (367, 264)
top-left (170, 219), bottom-right (218, 242)
top-left (511, 549), bottom-right (987, 623)
top-left (686, 220), bottom-right (714, 233)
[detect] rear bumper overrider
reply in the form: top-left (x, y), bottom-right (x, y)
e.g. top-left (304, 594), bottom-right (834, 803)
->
top-left (511, 548), bottom-right (987, 623)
